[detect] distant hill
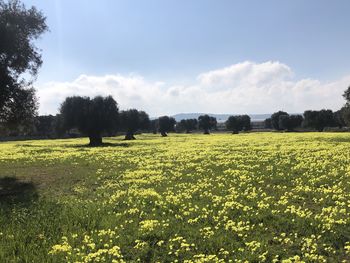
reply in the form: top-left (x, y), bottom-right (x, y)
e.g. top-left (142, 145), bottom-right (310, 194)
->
top-left (171, 113), bottom-right (272, 122)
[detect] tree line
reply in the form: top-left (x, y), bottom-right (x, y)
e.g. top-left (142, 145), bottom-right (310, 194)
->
top-left (264, 105), bottom-right (349, 132)
top-left (22, 87), bottom-right (350, 146)
top-left (2, 0), bottom-right (350, 146)
top-left (28, 97), bottom-right (251, 146)
top-left (46, 86), bottom-right (350, 146)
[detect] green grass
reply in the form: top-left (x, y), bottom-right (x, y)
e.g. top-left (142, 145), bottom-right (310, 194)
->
top-left (0, 133), bottom-right (350, 262)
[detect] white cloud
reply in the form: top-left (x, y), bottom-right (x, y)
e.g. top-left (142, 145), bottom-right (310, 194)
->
top-left (36, 61), bottom-right (349, 116)
top-left (197, 61), bottom-right (293, 89)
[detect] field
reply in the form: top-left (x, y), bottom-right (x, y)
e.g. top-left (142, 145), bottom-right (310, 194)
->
top-left (1, 133), bottom-right (350, 262)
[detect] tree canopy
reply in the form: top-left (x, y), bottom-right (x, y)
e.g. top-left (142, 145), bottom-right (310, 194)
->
top-left (270, 111), bottom-right (288, 130)
top-left (303, 110), bottom-right (335, 132)
top-left (177, 119), bottom-right (198, 133)
top-left (226, 115), bottom-right (251, 133)
top-left (60, 96), bottom-right (119, 146)
top-left (0, 0), bottom-right (47, 128)
top-left (264, 118), bottom-right (272, 129)
top-left (278, 114), bottom-right (303, 131)
top-left (120, 109), bottom-right (150, 140)
top-left (333, 109), bottom-right (346, 128)
top-left (34, 115), bottom-right (55, 137)
top-left (149, 119), bottom-right (158, 134)
top-left (158, 116), bottom-right (176, 137)
top-left (198, 115), bottom-right (217, 134)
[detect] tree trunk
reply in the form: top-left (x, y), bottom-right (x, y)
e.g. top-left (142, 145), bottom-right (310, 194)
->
top-left (89, 134), bottom-right (102, 146)
top-left (203, 128), bottom-right (210, 134)
top-left (232, 130), bottom-right (239, 134)
top-left (161, 131), bottom-right (168, 137)
top-left (124, 131), bottom-right (136, 140)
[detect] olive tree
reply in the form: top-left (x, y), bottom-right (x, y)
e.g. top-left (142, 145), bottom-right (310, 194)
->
top-left (270, 111), bottom-right (288, 130)
top-left (303, 110), bottom-right (335, 131)
top-left (279, 114), bottom-right (303, 131)
top-left (60, 96), bottom-right (118, 146)
top-left (226, 115), bottom-right (251, 133)
top-left (120, 109), bottom-right (150, 140)
top-left (177, 119), bottom-right (198, 133)
top-left (158, 116), bottom-right (176, 137)
top-left (198, 114), bottom-right (217, 134)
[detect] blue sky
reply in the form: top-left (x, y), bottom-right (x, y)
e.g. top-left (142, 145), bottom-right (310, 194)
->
top-left (22, 0), bottom-right (350, 115)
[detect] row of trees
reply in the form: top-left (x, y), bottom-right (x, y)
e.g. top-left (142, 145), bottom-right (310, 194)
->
top-left (264, 107), bottom-right (348, 132)
top-left (30, 96), bottom-right (255, 145)
top-left (265, 111), bottom-right (304, 131)
top-left (35, 97), bottom-right (350, 146)
top-left (31, 90), bottom-right (350, 146)
top-left (261, 86), bottom-right (350, 132)
top-left (59, 97), bottom-right (224, 145)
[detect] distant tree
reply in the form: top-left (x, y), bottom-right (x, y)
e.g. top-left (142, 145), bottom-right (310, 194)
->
top-left (60, 96), bottom-right (118, 146)
top-left (226, 116), bottom-right (240, 134)
top-left (53, 114), bottom-right (65, 137)
top-left (120, 109), bottom-right (150, 140)
top-left (290, 115), bottom-right (303, 130)
top-left (303, 111), bottom-right (319, 131)
top-left (149, 119), bottom-right (158, 134)
top-left (177, 119), bottom-right (198, 133)
top-left (35, 115), bottom-right (55, 136)
top-left (0, 0), bottom-right (48, 128)
top-left (303, 109), bottom-right (335, 131)
top-left (198, 115), bottom-right (217, 134)
top-left (264, 118), bottom-right (272, 129)
top-left (319, 110), bottom-right (336, 129)
top-left (278, 114), bottom-right (303, 131)
top-left (226, 115), bottom-right (251, 133)
top-left (271, 111), bottom-right (288, 130)
top-left (158, 116), bottom-right (176, 137)
top-left (340, 106), bottom-right (350, 127)
top-left (334, 109), bottom-right (346, 128)
top-left (278, 115), bottom-right (290, 131)
top-left (239, 115), bottom-right (251, 131)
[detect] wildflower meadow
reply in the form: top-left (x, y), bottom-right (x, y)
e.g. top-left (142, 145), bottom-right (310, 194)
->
top-left (1, 133), bottom-right (350, 262)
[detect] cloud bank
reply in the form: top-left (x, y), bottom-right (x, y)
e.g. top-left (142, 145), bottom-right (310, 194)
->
top-left (37, 61), bottom-right (349, 116)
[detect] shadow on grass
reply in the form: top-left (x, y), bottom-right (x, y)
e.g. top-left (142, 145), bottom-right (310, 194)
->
top-left (0, 177), bottom-right (38, 206)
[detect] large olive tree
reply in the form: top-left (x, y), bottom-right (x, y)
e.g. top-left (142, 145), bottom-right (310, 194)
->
top-left (270, 111), bottom-right (288, 130)
top-left (60, 96), bottom-right (119, 146)
top-left (226, 115), bottom-right (251, 134)
top-left (198, 114), bottom-right (217, 134)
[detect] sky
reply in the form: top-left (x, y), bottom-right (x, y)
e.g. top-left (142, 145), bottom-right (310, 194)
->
top-left (22, 0), bottom-right (350, 116)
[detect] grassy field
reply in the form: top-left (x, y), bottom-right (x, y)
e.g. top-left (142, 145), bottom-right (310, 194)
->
top-left (1, 133), bottom-right (350, 262)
